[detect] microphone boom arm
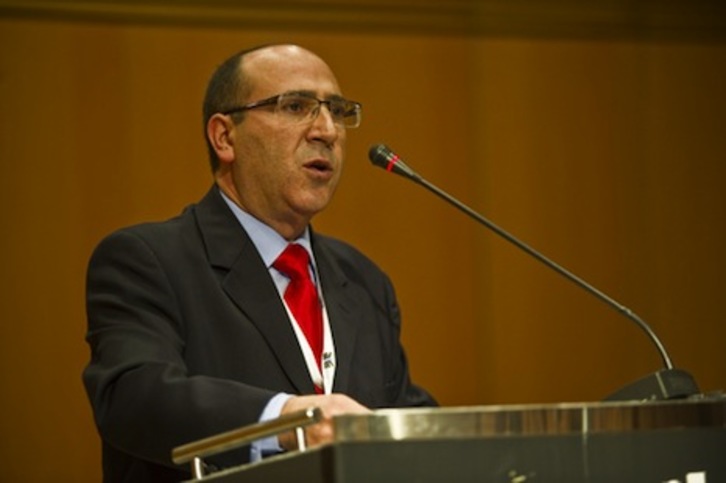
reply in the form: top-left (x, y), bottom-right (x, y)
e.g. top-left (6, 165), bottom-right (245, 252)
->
top-left (368, 143), bottom-right (701, 400)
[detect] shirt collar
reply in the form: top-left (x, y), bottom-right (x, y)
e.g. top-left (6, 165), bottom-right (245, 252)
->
top-left (219, 188), bottom-right (314, 269)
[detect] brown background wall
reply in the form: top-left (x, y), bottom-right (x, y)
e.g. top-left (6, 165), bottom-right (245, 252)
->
top-left (1, 2), bottom-right (724, 481)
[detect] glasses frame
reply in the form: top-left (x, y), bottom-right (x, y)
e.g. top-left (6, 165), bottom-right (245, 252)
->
top-left (222, 91), bottom-right (362, 128)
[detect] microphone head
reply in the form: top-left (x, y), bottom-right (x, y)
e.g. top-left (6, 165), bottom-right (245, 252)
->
top-left (367, 143), bottom-right (418, 180)
top-left (368, 144), bottom-right (395, 168)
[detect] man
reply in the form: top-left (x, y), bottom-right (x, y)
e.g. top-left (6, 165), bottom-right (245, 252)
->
top-left (83, 44), bottom-right (436, 482)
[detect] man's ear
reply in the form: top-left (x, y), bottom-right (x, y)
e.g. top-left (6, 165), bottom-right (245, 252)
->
top-left (207, 113), bottom-right (237, 166)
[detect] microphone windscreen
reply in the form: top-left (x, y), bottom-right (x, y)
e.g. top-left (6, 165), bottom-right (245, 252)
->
top-left (368, 144), bottom-right (394, 168)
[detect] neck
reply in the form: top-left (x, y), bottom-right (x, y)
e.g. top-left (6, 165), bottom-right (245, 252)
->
top-left (215, 178), bottom-right (309, 241)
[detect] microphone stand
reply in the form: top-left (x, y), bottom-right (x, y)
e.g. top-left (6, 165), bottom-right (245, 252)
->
top-left (369, 144), bottom-right (699, 401)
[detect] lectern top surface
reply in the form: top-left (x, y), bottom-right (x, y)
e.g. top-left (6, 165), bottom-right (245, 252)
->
top-left (333, 397), bottom-right (726, 442)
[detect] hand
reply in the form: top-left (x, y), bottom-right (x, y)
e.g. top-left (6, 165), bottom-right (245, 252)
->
top-left (278, 393), bottom-right (370, 450)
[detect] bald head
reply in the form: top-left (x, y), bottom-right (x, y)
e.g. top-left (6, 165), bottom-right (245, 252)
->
top-left (241, 45), bottom-right (339, 95)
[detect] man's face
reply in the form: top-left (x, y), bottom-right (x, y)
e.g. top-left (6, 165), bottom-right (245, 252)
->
top-left (229, 46), bottom-right (347, 237)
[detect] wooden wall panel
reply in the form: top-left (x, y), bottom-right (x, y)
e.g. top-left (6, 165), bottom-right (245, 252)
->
top-left (469, 39), bottom-right (726, 402)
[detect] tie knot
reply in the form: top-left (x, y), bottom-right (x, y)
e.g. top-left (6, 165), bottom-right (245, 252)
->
top-left (273, 244), bottom-right (311, 280)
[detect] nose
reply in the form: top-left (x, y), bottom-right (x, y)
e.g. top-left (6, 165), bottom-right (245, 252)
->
top-left (307, 104), bottom-right (340, 146)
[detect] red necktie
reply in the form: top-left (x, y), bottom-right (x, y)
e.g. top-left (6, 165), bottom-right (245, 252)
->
top-left (273, 244), bottom-right (324, 373)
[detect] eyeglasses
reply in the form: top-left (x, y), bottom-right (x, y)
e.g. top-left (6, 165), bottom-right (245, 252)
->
top-left (222, 91), bottom-right (362, 128)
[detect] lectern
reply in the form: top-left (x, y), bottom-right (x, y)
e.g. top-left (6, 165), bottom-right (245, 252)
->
top-left (173, 396), bottom-right (725, 482)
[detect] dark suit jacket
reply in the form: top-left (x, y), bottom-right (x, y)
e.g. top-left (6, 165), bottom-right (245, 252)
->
top-left (83, 186), bottom-right (436, 482)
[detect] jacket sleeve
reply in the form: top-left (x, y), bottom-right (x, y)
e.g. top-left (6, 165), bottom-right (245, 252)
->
top-left (82, 229), bottom-right (275, 470)
top-left (377, 267), bottom-right (438, 408)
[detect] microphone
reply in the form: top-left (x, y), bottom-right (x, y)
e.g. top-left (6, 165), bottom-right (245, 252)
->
top-left (368, 143), bottom-right (699, 401)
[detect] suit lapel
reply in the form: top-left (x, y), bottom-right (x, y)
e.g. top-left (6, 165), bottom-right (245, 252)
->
top-left (193, 187), bottom-right (315, 394)
top-left (312, 235), bottom-right (360, 394)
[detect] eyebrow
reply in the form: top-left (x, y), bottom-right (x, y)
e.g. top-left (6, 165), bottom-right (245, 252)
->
top-left (285, 90), bottom-right (347, 102)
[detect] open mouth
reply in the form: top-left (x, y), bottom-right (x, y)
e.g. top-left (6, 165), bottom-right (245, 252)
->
top-left (304, 159), bottom-right (333, 173)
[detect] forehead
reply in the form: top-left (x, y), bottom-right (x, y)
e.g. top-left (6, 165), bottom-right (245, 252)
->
top-left (242, 46), bottom-right (341, 99)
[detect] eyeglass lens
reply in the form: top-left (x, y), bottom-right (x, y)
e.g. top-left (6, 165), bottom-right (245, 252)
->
top-left (277, 93), bottom-right (360, 128)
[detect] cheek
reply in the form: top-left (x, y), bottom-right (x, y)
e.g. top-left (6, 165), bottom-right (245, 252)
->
top-left (237, 133), bottom-right (284, 174)
top-left (336, 130), bottom-right (347, 151)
